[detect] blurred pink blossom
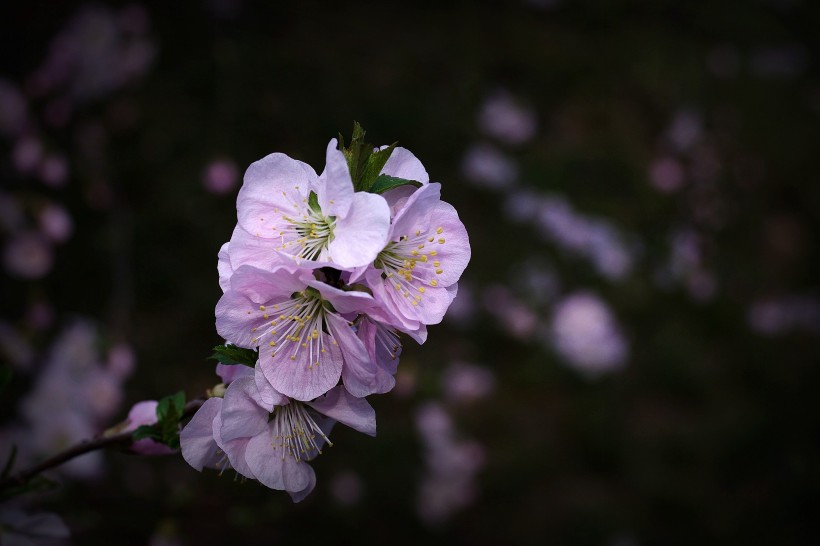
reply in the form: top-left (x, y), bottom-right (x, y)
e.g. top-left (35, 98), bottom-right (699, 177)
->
top-left (39, 155), bottom-right (69, 187)
top-left (441, 362), bottom-right (495, 404)
top-left (549, 292), bottom-right (628, 376)
top-left (3, 231), bottom-right (53, 279)
top-left (747, 295), bottom-right (820, 336)
top-left (665, 109), bottom-right (702, 153)
top-left (648, 156), bottom-right (685, 193)
top-left (38, 204), bottom-right (73, 243)
top-left (415, 402), bottom-right (485, 524)
top-left (0, 78), bottom-right (28, 137)
top-left (202, 159), bottom-right (239, 195)
top-left (12, 135), bottom-right (43, 174)
top-left (478, 90), bottom-right (537, 145)
top-left (123, 401), bottom-right (174, 455)
top-left (461, 143), bottom-right (518, 189)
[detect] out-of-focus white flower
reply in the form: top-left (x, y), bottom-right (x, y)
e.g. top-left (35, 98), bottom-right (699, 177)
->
top-left (3, 231), bottom-right (53, 279)
top-left (441, 362), bottom-right (495, 404)
top-left (39, 155), bottom-right (69, 187)
top-left (648, 156), bottom-right (685, 193)
top-left (478, 90), bottom-right (537, 145)
top-left (415, 402), bottom-right (485, 524)
top-left (38, 204), bottom-right (73, 243)
top-left (0, 78), bottom-right (28, 138)
top-left (747, 295), bottom-right (820, 336)
top-left (549, 292), bottom-right (628, 376)
top-left (665, 109), bottom-right (702, 153)
top-left (461, 143), bottom-right (518, 189)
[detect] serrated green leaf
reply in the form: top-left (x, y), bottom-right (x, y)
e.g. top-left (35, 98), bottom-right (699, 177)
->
top-left (1, 445), bottom-right (17, 481)
top-left (340, 121), bottom-right (376, 191)
top-left (369, 175), bottom-right (423, 195)
top-left (209, 344), bottom-right (258, 367)
top-left (308, 191), bottom-right (321, 213)
top-left (358, 142), bottom-right (397, 192)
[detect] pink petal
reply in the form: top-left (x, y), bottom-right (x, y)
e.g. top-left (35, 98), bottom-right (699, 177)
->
top-left (306, 385), bottom-right (377, 436)
top-left (244, 426), bottom-right (315, 495)
top-left (213, 408), bottom-right (254, 478)
top-left (379, 146), bottom-right (429, 184)
top-left (254, 364), bottom-right (288, 412)
top-left (260, 330), bottom-right (343, 401)
top-left (326, 192), bottom-right (390, 269)
top-left (217, 242), bottom-right (233, 292)
top-left (220, 377), bottom-right (268, 442)
top-left (326, 313), bottom-right (393, 397)
top-left (307, 278), bottom-right (375, 314)
top-left (236, 152), bottom-right (316, 236)
top-left (180, 397), bottom-right (223, 471)
top-left (317, 138), bottom-right (353, 217)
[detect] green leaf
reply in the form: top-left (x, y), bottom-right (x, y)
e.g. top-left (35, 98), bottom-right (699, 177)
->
top-left (1, 445), bottom-right (17, 481)
top-left (369, 175), bottom-right (423, 195)
top-left (358, 142), bottom-right (397, 192)
top-left (340, 121), bottom-right (375, 192)
top-left (308, 191), bottom-right (321, 214)
top-left (209, 344), bottom-right (258, 367)
top-left (132, 425), bottom-right (162, 442)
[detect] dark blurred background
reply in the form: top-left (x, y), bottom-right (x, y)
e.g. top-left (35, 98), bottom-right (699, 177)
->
top-left (1, 1), bottom-right (819, 544)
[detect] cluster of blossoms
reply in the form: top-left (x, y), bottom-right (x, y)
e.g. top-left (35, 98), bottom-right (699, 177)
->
top-left (180, 129), bottom-right (470, 501)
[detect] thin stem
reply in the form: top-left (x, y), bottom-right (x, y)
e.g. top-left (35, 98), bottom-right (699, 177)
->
top-left (0, 398), bottom-right (204, 492)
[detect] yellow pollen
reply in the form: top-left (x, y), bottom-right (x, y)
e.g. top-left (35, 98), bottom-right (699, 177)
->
top-left (290, 355), bottom-right (296, 361)
top-left (438, 238), bottom-right (445, 244)
top-left (263, 313), bottom-right (269, 319)
top-left (415, 230), bottom-right (421, 236)
top-left (251, 327), bottom-right (257, 332)
top-left (420, 255), bottom-right (428, 262)
top-left (269, 341), bottom-right (276, 346)
top-left (411, 250), bottom-right (419, 256)
top-left (436, 268), bottom-right (443, 274)
top-left (430, 250), bottom-right (437, 256)
top-left (436, 227), bottom-right (443, 234)
top-left (418, 244), bottom-right (424, 249)
top-left (430, 279), bottom-right (439, 286)
top-left (433, 260), bottom-right (440, 267)
top-left (259, 305), bottom-right (266, 311)
top-left (428, 237), bottom-right (434, 242)
top-left (418, 286), bottom-right (426, 293)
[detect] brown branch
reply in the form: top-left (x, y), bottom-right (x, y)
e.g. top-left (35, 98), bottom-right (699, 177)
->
top-left (0, 398), bottom-right (204, 492)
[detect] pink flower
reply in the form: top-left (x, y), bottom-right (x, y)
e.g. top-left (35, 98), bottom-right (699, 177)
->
top-left (226, 139), bottom-right (390, 271)
top-left (181, 375), bottom-right (375, 502)
top-left (354, 183), bottom-right (470, 334)
top-left (216, 265), bottom-right (392, 400)
top-left (123, 400), bottom-right (174, 455)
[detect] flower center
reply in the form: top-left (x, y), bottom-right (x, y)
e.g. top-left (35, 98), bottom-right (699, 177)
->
top-left (278, 192), bottom-right (336, 261)
top-left (374, 226), bottom-right (447, 304)
top-left (251, 288), bottom-right (334, 370)
top-left (269, 401), bottom-right (332, 461)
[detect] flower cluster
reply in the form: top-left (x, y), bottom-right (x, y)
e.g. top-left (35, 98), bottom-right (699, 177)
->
top-left (181, 128), bottom-right (470, 501)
